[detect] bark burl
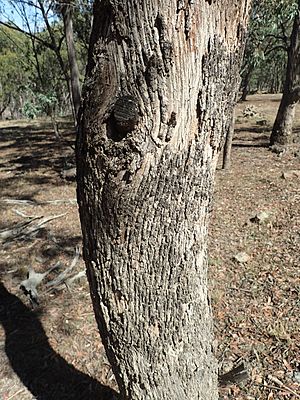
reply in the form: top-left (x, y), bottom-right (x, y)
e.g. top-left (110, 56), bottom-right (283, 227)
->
top-left (76, 1), bottom-right (251, 399)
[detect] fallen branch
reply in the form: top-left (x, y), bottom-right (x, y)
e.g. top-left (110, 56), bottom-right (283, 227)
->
top-left (7, 388), bottom-right (26, 400)
top-left (45, 246), bottom-right (81, 291)
top-left (0, 199), bottom-right (36, 205)
top-left (0, 217), bottom-right (42, 241)
top-left (20, 262), bottom-right (61, 305)
top-left (65, 270), bottom-right (86, 287)
top-left (1, 198), bottom-right (77, 206)
top-left (20, 248), bottom-right (85, 305)
top-left (43, 199), bottom-right (77, 205)
top-left (26, 213), bottom-right (67, 233)
top-left (0, 213), bottom-right (67, 242)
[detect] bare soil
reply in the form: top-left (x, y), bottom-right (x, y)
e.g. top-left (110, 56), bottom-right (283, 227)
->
top-left (0, 94), bottom-right (299, 399)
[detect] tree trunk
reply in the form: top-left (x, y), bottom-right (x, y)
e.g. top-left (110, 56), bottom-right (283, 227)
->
top-left (38, 0), bottom-right (78, 125)
top-left (270, 1), bottom-right (300, 146)
top-left (76, 1), bottom-right (251, 399)
top-left (61, 3), bottom-right (82, 121)
top-left (240, 66), bottom-right (253, 101)
top-left (222, 111), bottom-right (236, 170)
top-left (270, 94), bottom-right (298, 145)
top-left (0, 94), bottom-right (11, 119)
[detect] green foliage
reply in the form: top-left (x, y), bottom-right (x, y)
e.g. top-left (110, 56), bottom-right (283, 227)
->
top-left (0, 26), bottom-right (31, 116)
top-left (241, 0), bottom-right (298, 96)
top-left (0, 20), bottom-right (70, 118)
top-left (0, 0), bottom-right (92, 119)
top-left (23, 90), bottom-right (58, 119)
top-left (72, 0), bottom-right (93, 51)
top-left (71, 0), bottom-right (92, 71)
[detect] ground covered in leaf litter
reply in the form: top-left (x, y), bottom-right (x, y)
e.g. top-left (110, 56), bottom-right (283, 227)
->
top-left (0, 94), bottom-right (299, 400)
top-left (211, 94), bottom-right (300, 400)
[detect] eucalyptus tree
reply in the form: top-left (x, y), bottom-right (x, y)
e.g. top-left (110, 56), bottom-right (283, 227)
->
top-left (0, 26), bottom-right (31, 118)
top-left (0, 0), bottom-right (85, 122)
top-left (56, 0), bottom-right (82, 121)
top-left (72, 0), bottom-right (93, 52)
top-left (76, 1), bottom-right (252, 399)
top-left (240, 0), bottom-right (268, 100)
top-left (239, 0), bottom-right (299, 146)
top-left (270, 0), bottom-right (300, 146)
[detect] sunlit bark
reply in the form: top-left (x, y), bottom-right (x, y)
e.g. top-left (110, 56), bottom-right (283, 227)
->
top-left (76, 1), bottom-right (251, 398)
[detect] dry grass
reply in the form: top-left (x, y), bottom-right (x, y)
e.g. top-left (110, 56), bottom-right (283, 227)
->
top-left (0, 95), bottom-right (299, 399)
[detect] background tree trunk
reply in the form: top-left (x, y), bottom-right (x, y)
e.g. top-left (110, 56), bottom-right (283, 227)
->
top-left (240, 66), bottom-right (253, 101)
top-left (61, 3), bottom-right (82, 121)
top-left (76, 1), bottom-right (251, 399)
top-left (270, 1), bottom-right (300, 146)
top-left (222, 111), bottom-right (236, 170)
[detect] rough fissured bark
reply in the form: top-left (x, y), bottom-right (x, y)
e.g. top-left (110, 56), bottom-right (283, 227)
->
top-left (270, 2), bottom-right (300, 146)
top-left (76, 1), bottom-right (251, 399)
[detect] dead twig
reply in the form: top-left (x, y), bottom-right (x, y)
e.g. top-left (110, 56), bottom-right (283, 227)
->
top-left (1, 198), bottom-right (77, 205)
top-left (0, 213), bottom-right (67, 243)
top-left (45, 246), bottom-right (81, 291)
top-left (0, 217), bottom-right (42, 241)
top-left (267, 374), bottom-right (300, 398)
top-left (7, 388), bottom-right (25, 400)
top-left (42, 199), bottom-right (77, 205)
top-left (20, 262), bottom-right (61, 305)
top-left (0, 199), bottom-right (36, 205)
top-left (65, 270), bottom-right (86, 286)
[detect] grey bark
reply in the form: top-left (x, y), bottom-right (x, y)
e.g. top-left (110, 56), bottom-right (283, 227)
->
top-left (222, 111), bottom-right (235, 170)
top-left (61, 3), bottom-right (82, 121)
top-left (270, 1), bottom-right (300, 146)
top-left (76, 1), bottom-right (251, 399)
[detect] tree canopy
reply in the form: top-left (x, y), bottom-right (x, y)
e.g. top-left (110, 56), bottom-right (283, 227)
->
top-left (0, 0), bottom-right (91, 119)
top-left (241, 0), bottom-right (298, 97)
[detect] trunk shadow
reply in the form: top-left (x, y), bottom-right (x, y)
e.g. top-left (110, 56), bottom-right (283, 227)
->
top-left (0, 282), bottom-right (118, 400)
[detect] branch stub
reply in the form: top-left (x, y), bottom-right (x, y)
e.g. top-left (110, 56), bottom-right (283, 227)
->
top-left (113, 95), bottom-right (139, 134)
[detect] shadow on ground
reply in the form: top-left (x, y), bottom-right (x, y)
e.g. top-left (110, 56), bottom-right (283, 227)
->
top-left (234, 126), bottom-right (270, 135)
top-left (232, 132), bottom-right (271, 148)
top-left (0, 282), bottom-right (118, 400)
top-left (232, 142), bottom-right (270, 148)
top-left (0, 119), bottom-right (75, 192)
